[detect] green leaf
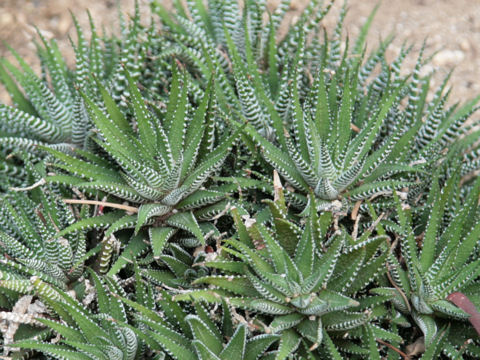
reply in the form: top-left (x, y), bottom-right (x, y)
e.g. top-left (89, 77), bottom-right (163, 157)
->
top-left (135, 204), bottom-right (171, 234)
top-left (59, 302), bottom-right (109, 344)
top-left (104, 214), bottom-right (138, 237)
top-left (292, 77), bottom-right (310, 163)
top-left (186, 315), bottom-right (223, 354)
top-left (413, 312), bottom-right (437, 346)
top-left (0, 61), bottom-right (36, 115)
top-left (150, 227), bottom-right (177, 259)
top-left (302, 233), bottom-right (343, 293)
top-left (275, 330), bottom-right (301, 360)
top-left (163, 64), bottom-right (181, 132)
top-left (107, 234), bottom-right (149, 276)
top-left (221, 298), bottom-right (234, 338)
top-left (36, 318), bottom-right (84, 343)
top-left (419, 327), bottom-right (448, 360)
top-left (166, 211), bottom-right (205, 244)
top-left (194, 276), bottom-right (258, 297)
top-left (352, 3), bottom-right (380, 57)
top-left (294, 221), bottom-right (315, 279)
top-left (168, 74), bottom-right (188, 161)
top-left (88, 269), bottom-right (126, 322)
top-left (231, 207), bottom-right (254, 247)
top-left (224, 238), bottom-right (275, 274)
top-left (65, 341), bottom-right (116, 359)
top-left (95, 78), bottom-right (131, 134)
top-left (192, 340), bottom-right (221, 360)
top-left (157, 289), bottom-right (191, 337)
top-left (82, 88), bottom-right (149, 166)
top-left (181, 77), bottom-right (213, 179)
top-left (241, 124), bottom-right (309, 191)
top-left (337, 72), bottom-right (352, 157)
top-left (56, 211), bottom-right (124, 238)
top-left (232, 298), bottom-right (293, 315)
top-left (125, 69), bottom-right (157, 154)
top-left (454, 221), bottom-right (480, 269)
top-left (270, 313), bottom-right (304, 333)
top-left (12, 342), bottom-right (93, 360)
top-left (176, 190), bottom-right (224, 211)
top-left (419, 181), bottom-right (442, 271)
top-left (322, 330), bottom-right (343, 360)
top-left (173, 290), bottom-right (225, 303)
top-left (245, 334), bottom-right (279, 360)
top-left (363, 324), bottom-right (381, 360)
top-left (44, 147), bottom-right (121, 182)
top-left (143, 327), bottom-right (196, 360)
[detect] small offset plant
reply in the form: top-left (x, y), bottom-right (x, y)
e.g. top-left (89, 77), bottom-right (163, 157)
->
top-left (12, 273), bottom-right (138, 359)
top-left (0, 164), bottom-right (91, 294)
top-left (0, 189), bottom-right (86, 292)
top-left (0, 1), bottom-right (479, 359)
top-left (0, 5), bottom-right (157, 189)
top-left (373, 176), bottom-right (480, 351)
top-left (120, 278), bottom-right (281, 360)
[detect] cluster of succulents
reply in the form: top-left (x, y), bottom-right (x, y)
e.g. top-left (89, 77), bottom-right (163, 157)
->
top-left (0, 0), bottom-right (479, 359)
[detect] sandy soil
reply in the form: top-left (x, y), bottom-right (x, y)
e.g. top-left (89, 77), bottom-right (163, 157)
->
top-left (1, 0), bottom-right (479, 108)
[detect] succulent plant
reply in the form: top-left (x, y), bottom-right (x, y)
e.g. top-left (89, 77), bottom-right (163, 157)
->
top-left (0, 4), bottom-right (163, 191)
top-left (372, 175), bottom-right (480, 355)
top-left (0, 170), bottom-right (89, 296)
top-left (176, 181), bottom-right (390, 357)
top-left (12, 273), bottom-right (138, 360)
top-left (0, 1), bottom-right (479, 359)
top-left (45, 69), bottom-right (237, 251)
top-left (120, 285), bottom-right (280, 360)
top-left (150, 0), bottom-right (480, 215)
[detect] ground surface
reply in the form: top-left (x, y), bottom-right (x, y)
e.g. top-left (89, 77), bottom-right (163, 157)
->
top-left (1, 0), bottom-right (480, 109)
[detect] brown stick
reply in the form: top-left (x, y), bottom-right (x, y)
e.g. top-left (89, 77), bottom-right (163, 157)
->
top-left (63, 199), bottom-right (138, 213)
top-left (351, 200), bottom-right (362, 220)
top-left (376, 338), bottom-right (410, 360)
